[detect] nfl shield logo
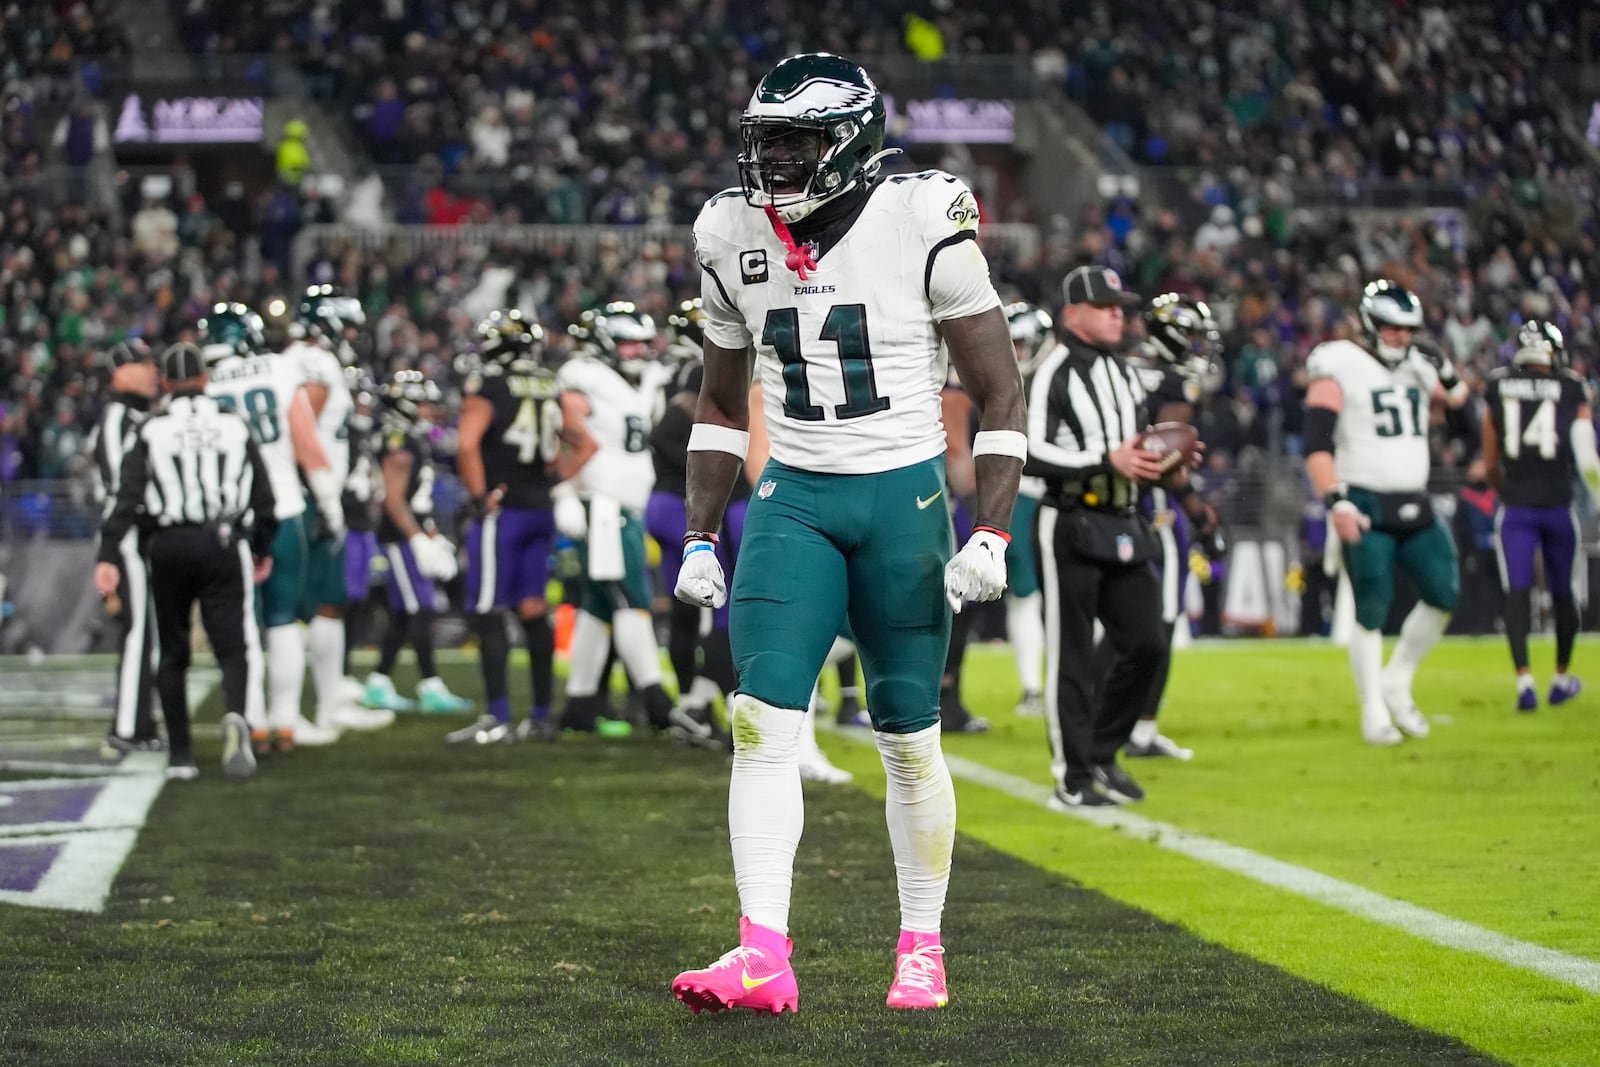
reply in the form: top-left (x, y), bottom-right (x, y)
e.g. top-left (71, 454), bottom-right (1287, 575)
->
top-left (1116, 534), bottom-right (1134, 562)
top-left (758, 479), bottom-right (777, 499)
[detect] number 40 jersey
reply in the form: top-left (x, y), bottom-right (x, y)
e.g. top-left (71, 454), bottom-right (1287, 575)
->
top-left (1306, 339), bottom-right (1441, 493)
top-left (1485, 364), bottom-right (1589, 507)
top-left (205, 351), bottom-right (308, 520)
top-left (467, 358), bottom-right (563, 510)
top-left (693, 171), bottom-right (1001, 476)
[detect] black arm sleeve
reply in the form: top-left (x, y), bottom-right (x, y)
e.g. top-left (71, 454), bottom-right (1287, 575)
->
top-left (1303, 405), bottom-right (1338, 457)
top-left (246, 440), bottom-right (279, 558)
top-left (97, 440), bottom-right (149, 565)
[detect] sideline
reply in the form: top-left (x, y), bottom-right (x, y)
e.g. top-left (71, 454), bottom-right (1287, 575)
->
top-left (823, 725), bottom-right (1600, 996)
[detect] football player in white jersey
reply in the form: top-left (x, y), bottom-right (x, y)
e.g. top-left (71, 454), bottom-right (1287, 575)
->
top-left (202, 303), bottom-right (345, 751)
top-left (286, 286), bottom-right (393, 733)
top-left (554, 301), bottom-right (679, 735)
top-left (670, 53), bottom-right (1025, 1015)
top-left (1305, 280), bottom-right (1470, 745)
top-left (1003, 302), bottom-right (1055, 717)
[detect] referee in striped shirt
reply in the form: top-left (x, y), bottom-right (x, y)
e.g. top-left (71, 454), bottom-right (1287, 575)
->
top-left (1025, 266), bottom-right (1168, 809)
top-left (91, 340), bottom-right (162, 753)
top-left (94, 343), bottom-right (277, 782)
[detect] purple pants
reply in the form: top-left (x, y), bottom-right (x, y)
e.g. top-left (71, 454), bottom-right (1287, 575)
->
top-left (383, 539), bottom-right (438, 614)
top-left (345, 531), bottom-right (380, 602)
top-left (465, 506), bottom-right (557, 613)
top-left (1496, 504), bottom-right (1580, 594)
top-left (646, 491), bottom-right (689, 595)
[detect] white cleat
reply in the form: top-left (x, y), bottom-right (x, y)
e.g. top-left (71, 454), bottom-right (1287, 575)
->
top-left (1361, 705), bottom-right (1404, 746)
top-left (798, 749), bottom-right (854, 784)
top-left (324, 704), bottom-right (396, 732)
top-left (278, 715), bottom-right (342, 747)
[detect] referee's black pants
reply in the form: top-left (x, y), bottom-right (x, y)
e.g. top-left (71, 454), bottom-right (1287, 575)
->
top-left (108, 527), bottom-right (159, 742)
top-left (148, 528), bottom-right (256, 759)
top-left (1036, 503), bottom-right (1165, 791)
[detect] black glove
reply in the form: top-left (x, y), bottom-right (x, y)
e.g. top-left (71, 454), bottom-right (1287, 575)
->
top-left (1413, 338), bottom-right (1461, 389)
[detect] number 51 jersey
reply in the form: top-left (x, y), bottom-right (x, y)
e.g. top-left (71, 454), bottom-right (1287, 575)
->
top-left (1306, 339), bottom-right (1440, 493)
top-left (693, 172), bottom-right (1002, 476)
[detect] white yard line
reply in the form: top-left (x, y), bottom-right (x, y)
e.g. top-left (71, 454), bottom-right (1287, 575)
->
top-left (822, 726), bottom-right (1600, 996)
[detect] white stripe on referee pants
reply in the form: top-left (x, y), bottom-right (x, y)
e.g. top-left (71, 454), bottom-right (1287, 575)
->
top-left (1036, 503), bottom-right (1069, 789)
top-left (387, 544), bottom-right (420, 614)
top-left (115, 527), bottom-right (148, 738)
top-left (1157, 522), bottom-right (1179, 623)
top-left (238, 541), bottom-right (266, 729)
top-left (474, 512), bottom-right (498, 614)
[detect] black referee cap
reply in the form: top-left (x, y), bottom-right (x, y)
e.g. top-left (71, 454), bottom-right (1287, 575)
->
top-left (160, 342), bottom-right (206, 383)
top-left (105, 338), bottom-right (153, 367)
top-left (1062, 265), bottom-right (1141, 307)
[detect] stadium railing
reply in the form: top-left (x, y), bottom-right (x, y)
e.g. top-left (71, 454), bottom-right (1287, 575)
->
top-left (291, 222), bottom-right (1043, 284)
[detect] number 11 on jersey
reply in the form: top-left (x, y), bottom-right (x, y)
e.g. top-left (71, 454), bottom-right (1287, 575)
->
top-left (764, 304), bottom-right (892, 422)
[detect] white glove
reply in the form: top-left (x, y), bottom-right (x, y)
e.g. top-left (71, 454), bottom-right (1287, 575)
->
top-left (944, 530), bottom-right (1009, 613)
top-left (674, 538), bottom-right (727, 609)
top-left (305, 467), bottom-right (346, 544)
top-left (409, 532), bottom-right (458, 581)
top-left (552, 482), bottom-right (587, 540)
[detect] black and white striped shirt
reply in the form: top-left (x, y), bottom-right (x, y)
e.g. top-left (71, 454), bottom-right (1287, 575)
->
top-left (97, 394), bottom-right (279, 563)
top-left (89, 393), bottom-right (152, 520)
top-left (1023, 335), bottom-right (1147, 509)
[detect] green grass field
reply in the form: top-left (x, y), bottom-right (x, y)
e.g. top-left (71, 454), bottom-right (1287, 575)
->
top-left (1, 636), bottom-right (1596, 1065)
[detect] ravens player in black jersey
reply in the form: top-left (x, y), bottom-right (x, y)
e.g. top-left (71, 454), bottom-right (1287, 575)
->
top-left (366, 370), bottom-right (475, 715)
top-left (1482, 320), bottom-right (1600, 711)
top-left (1118, 294), bottom-right (1221, 760)
top-left (450, 311), bottom-right (596, 744)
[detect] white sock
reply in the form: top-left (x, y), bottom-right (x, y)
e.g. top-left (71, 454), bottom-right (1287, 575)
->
top-left (1518, 674), bottom-right (1536, 691)
top-left (824, 637), bottom-right (856, 666)
top-left (564, 610), bottom-right (611, 698)
top-left (1350, 625), bottom-right (1384, 710)
top-left (266, 624), bottom-right (306, 729)
top-left (612, 609), bottom-right (665, 687)
top-left (1006, 592), bottom-right (1045, 694)
top-left (1385, 604), bottom-right (1449, 698)
top-left (876, 723), bottom-right (955, 934)
top-left (728, 694), bottom-right (805, 934)
top-left (1129, 718), bottom-right (1157, 747)
top-left (1553, 672), bottom-right (1572, 686)
top-left (307, 616), bottom-right (346, 719)
top-left (689, 675), bottom-right (722, 706)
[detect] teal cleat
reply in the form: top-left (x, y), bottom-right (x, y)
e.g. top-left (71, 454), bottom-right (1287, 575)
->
top-left (363, 673), bottom-right (417, 713)
top-left (416, 677), bottom-right (474, 715)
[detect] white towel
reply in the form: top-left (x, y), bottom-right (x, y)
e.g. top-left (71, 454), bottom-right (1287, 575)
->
top-left (587, 494), bottom-right (626, 581)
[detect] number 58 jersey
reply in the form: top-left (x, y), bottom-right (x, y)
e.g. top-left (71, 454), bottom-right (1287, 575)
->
top-left (1306, 339), bottom-right (1440, 493)
top-left (205, 352), bottom-right (307, 520)
top-left (1484, 365), bottom-right (1589, 507)
top-left (693, 172), bottom-right (1002, 475)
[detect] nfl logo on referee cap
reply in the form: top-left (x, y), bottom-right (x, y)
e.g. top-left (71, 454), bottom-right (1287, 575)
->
top-left (1117, 534), bottom-right (1133, 562)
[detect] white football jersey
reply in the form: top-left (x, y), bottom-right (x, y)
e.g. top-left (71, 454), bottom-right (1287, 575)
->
top-left (1306, 339), bottom-right (1440, 492)
top-left (286, 340), bottom-right (353, 481)
top-left (694, 172), bottom-right (1002, 475)
top-left (205, 352), bottom-right (307, 520)
top-left (557, 355), bottom-right (657, 512)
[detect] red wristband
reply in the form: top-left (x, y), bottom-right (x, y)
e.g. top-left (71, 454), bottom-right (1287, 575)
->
top-left (973, 525), bottom-right (1011, 543)
top-left (683, 530), bottom-right (720, 546)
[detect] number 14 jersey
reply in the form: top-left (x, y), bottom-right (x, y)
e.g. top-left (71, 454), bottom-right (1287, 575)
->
top-left (693, 172), bottom-right (1001, 475)
top-left (1485, 364), bottom-right (1589, 507)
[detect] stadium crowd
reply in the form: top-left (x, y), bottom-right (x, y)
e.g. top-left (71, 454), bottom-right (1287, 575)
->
top-left (5, 0), bottom-right (1600, 502)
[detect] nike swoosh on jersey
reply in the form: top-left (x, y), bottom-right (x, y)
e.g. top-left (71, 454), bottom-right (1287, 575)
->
top-left (742, 968), bottom-right (784, 990)
top-left (916, 490), bottom-right (943, 510)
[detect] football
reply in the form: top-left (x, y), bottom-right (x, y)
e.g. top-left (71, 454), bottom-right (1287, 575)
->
top-left (1137, 421), bottom-right (1201, 475)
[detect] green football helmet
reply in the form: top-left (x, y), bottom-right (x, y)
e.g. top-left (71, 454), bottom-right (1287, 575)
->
top-left (296, 284), bottom-right (366, 348)
top-left (739, 52), bottom-right (890, 223)
top-left (1004, 302), bottom-right (1056, 374)
top-left (1358, 280), bottom-right (1423, 366)
top-left (568, 301), bottom-right (658, 381)
top-left (197, 302), bottom-right (265, 363)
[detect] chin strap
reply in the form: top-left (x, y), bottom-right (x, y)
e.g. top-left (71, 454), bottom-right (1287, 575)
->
top-left (762, 204), bottom-right (819, 280)
top-left (862, 148), bottom-right (903, 173)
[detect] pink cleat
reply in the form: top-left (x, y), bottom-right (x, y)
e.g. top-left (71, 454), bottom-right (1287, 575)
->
top-left (672, 916), bottom-right (799, 1015)
top-left (886, 931), bottom-right (948, 1009)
